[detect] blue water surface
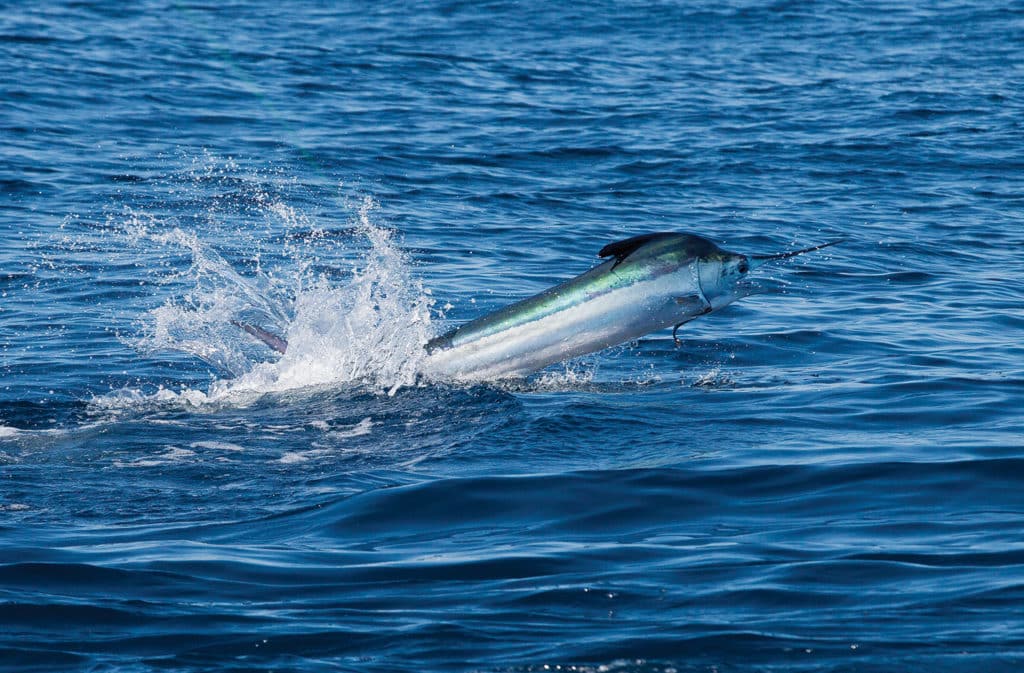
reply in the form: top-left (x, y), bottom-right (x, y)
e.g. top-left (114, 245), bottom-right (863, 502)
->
top-left (2, 1), bottom-right (1024, 671)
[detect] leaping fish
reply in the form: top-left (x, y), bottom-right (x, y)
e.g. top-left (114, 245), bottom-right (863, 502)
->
top-left (235, 232), bottom-right (842, 382)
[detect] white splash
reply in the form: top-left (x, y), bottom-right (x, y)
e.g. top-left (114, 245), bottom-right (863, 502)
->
top-left (113, 446), bottom-right (197, 468)
top-left (190, 440), bottom-right (246, 452)
top-left (117, 197), bottom-right (436, 407)
top-left (530, 363), bottom-right (597, 390)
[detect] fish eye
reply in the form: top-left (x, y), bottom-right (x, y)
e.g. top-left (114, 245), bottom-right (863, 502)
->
top-left (737, 259), bottom-right (749, 274)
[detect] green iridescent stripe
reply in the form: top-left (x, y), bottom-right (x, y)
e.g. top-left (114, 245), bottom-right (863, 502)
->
top-left (438, 236), bottom-right (713, 349)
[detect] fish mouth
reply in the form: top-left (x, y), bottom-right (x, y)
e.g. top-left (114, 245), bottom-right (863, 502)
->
top-left (748, 239), bottom-right (845, 271)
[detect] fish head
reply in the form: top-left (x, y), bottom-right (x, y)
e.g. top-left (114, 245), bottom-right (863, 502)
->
top-left (599, 232), bottom-right (841, 312)
top-left (695, 238), bottom-right (844, 310)
top-left (618, 233), bottom-right (754, 310)
top-left (696, 249), bottom-right (752, 310)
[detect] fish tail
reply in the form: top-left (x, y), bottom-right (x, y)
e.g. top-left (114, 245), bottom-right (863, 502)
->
top-left (231, 320), bottom-right (288, 354)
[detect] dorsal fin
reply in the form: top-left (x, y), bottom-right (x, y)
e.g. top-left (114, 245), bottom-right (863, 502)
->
top-left (598, 232), bottom-right (679, 269)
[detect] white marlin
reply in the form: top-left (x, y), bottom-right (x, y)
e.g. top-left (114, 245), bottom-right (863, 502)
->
top-left (235, 232), bottom-right (841, 382)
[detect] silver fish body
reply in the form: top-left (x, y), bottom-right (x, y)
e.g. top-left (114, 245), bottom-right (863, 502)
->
top-left (423, 233), bottom-right (750, 381)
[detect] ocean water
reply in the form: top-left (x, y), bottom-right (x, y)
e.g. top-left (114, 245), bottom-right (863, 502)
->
top-left (2, 1), bottom-right (1023, 671)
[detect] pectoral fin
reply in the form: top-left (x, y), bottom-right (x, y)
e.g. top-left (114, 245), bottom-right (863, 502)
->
top-left (671, 295), bottom-right (712, 347)
top-left (674, 294), bottom-right (708, 313)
